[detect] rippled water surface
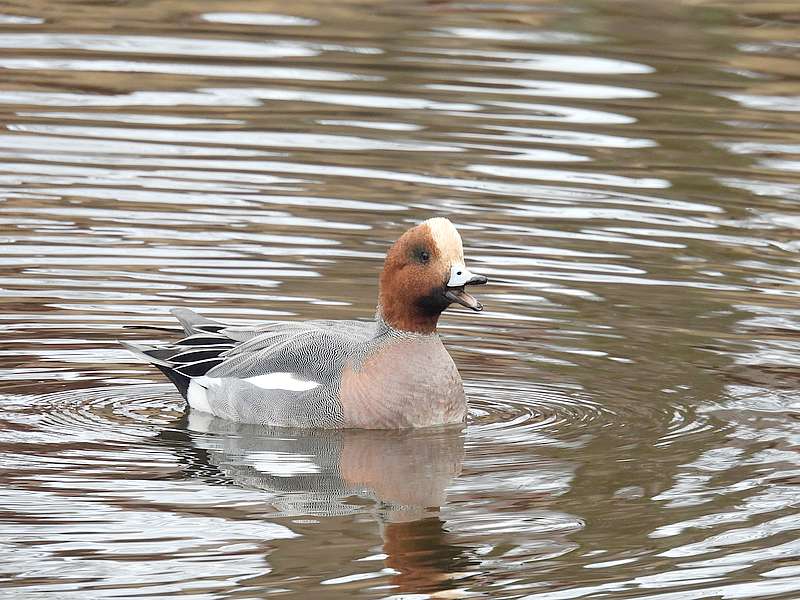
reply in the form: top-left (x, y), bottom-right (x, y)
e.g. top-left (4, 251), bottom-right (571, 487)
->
top-left (2, 0), bottom-right (800, 597)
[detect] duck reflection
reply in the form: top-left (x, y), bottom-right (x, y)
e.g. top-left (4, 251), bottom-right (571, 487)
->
top-left (172, 411), bottom-right (472, 592)
top-left (184, 411), bottom-right (465, 519)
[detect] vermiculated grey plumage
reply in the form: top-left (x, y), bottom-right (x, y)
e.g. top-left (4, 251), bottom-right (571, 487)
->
top-left (123, 308), bottom-right (415, 428)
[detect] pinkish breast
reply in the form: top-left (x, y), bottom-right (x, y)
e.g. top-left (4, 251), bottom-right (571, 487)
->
top-left (339, 335), bottom-right (467, 429)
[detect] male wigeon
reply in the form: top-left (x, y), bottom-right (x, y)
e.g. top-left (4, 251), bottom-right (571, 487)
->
top-left (123, 217), bottom-right (488, 429)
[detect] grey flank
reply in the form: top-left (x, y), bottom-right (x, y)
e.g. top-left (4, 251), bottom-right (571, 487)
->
top-left (124, 308), bottom-right (403, 428)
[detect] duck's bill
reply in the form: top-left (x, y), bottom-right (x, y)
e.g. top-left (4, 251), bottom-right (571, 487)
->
top-left (445, 272), bottom-right (488, 312)
top-left (445, 287), bottom-right (483, 311)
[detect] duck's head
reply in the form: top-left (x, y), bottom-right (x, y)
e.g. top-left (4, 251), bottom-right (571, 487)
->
top-left (378, 217), bottom-right (488, 334)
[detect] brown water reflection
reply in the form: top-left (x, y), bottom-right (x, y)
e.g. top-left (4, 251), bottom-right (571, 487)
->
top-left (1, 0), bottom-right (800, 597)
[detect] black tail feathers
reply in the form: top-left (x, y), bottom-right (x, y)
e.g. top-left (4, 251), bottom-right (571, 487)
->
top-left (121, 312), bottom-right (234, 399)
top-left (155, 364), bottom-right (191, 399)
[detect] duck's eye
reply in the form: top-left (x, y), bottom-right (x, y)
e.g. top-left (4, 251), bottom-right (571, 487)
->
top-left (413, 248), bottom-right (431, 264)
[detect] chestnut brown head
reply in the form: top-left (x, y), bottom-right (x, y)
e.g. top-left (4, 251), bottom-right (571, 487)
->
top-left (378, 218), bottom-right (488, 334)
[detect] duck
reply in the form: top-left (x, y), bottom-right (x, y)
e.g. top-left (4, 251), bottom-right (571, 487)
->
top-left (122, 217), bottom-right (488, 429)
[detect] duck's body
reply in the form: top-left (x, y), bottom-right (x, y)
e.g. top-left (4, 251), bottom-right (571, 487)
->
top-left (124, 218), bottom-right (487, 429)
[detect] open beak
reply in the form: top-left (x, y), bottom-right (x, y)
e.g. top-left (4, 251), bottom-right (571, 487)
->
top-left (444, 265), bottom-right (488, 312)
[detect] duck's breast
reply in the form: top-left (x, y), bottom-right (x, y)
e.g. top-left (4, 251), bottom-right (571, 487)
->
top-left (339, 336), bottom-right (466, 429)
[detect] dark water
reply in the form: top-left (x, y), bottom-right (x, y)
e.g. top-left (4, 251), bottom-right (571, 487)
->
top-left (1, 0), bottom-right (800, 597)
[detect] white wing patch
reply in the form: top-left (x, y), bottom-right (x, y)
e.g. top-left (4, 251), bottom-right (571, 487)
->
top-left (187, 372), bottom-right (319, 414)
top-left (245, 372), bottom-right (321, 392)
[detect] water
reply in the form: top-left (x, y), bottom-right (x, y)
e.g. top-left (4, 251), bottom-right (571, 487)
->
top-left (1, 0), bottom-right (799, 597)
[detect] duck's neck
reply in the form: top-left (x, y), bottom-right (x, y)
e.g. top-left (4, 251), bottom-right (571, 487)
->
top-left (375, 303), bottom-right (440, 336)
top-left (377, 260), bottom-right (447, 334)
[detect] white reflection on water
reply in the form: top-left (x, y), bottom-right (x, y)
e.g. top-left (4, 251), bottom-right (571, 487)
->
top-left (0, 58), bottom-right (380, 81)
top-left (201, 12), bottom-right (320, 27)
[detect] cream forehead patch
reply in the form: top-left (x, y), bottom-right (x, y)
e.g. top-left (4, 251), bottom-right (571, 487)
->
top-left (424, 217), bottom-right (464, 264)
